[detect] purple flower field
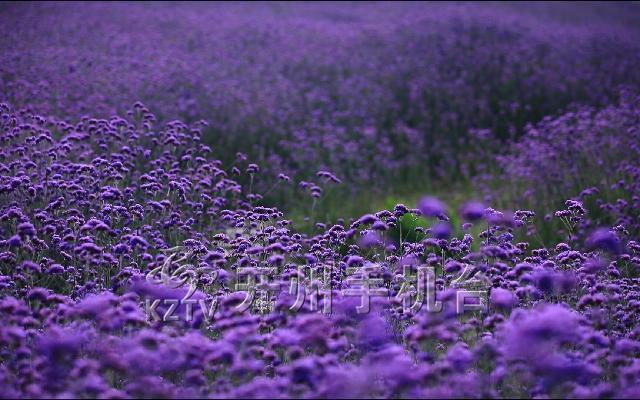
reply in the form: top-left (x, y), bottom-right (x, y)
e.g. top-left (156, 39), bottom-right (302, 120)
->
top-left (1, 2), bottom-right (640, 398)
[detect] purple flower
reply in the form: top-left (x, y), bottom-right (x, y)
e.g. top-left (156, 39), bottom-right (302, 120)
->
top-left (490, 288), bottom-right (516, 310)
top-left (47, 264), bottom-right (65, 274)
top-left (371, 220), bottom-right (388, 231)
top-left (129, 236), bottom-right (149, 249)
top-left (355, 214), bottom-right (378, 226)
top-left (501, 304), bottom-right (580, 362)
top-left (587, 228), bottom-right (622, 254)
top-left (460, 202), bottom-right (485, 221)
top-left (580, 257), bottom-right (606, 274)
top-left (268, 254), bottom-right (284, 266)
top-left (22, 260), bottom-right (41, 273)
top-left (417, 196), bottom-right (446, 218)
top-left (432, 222), bottom-right (452, 240)
top-left (27, 287), bottom-right (50, 302)
top-left (7, 235), bottom-right (22, 247)
top-left (357, 315), bottom-right (392, 351)
top-left (347, 255), bottom-right (364, 268)
top-left (358, 231), bottom-right (381, 248)
top-left (17, 222), bottom-right (36, 237)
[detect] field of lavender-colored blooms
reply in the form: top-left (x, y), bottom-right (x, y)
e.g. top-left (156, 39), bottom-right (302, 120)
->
top-left (1, 2), bottom-right (640, 399)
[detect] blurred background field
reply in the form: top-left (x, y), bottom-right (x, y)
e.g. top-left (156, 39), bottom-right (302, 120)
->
top-left (2, 1), bottom-right (640, 236)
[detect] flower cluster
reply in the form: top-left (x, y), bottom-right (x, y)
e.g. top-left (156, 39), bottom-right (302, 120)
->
top-left (2, 2), bottom-right (640, 193)
top-left (1, 2), bottom-right (640, 399)
top-left (0, 99), bottom-right (639, 398)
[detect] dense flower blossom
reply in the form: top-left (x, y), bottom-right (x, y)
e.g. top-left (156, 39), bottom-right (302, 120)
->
top-left (0, 2), bottom-right (639, 399)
